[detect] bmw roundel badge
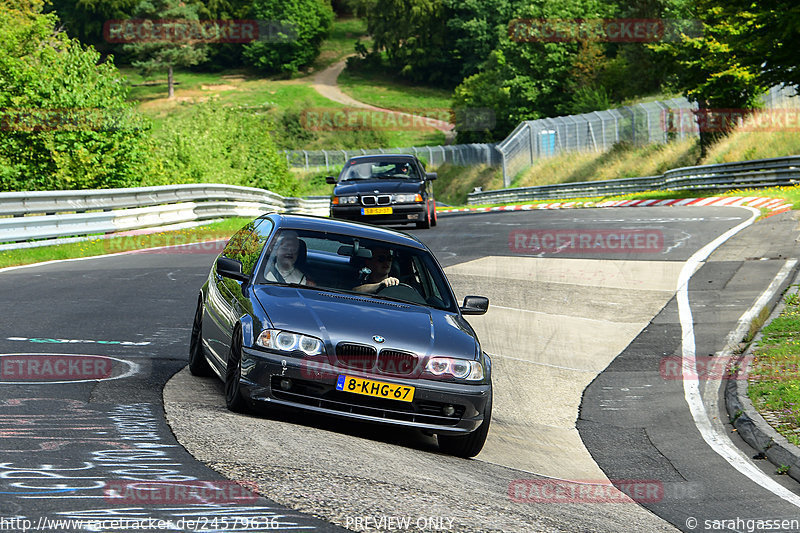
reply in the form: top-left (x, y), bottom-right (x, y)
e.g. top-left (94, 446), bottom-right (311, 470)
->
top-left (373, 335), bottom-right (385, 343)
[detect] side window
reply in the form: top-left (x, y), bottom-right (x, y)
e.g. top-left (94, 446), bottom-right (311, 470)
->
top-left (222, 218), bottom-right (274, 276)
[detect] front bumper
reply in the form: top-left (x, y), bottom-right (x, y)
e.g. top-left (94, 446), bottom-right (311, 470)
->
top-left (330, 204), bottom-right (426, 225)
top-left (239, 347), bottom-right (490, 435)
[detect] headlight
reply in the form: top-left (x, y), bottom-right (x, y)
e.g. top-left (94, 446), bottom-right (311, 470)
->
top-left (393, 193), bottom-right (423, 203)
top-left (333, 195), bottom-right (359, 205)
top-left (425, 357), bottom-right (484, 381)
top-left (256, 329), bottom-right (324, 356)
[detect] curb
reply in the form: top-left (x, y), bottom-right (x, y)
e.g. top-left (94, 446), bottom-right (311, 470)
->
top-left (726, 272), bottom-right (800, 482)
top-left (437, 196), bottom-right (793, 216)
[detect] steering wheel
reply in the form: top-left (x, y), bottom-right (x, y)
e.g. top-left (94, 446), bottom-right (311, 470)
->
top-left (377, 282), bottom-right (415, 292)
top-left (376, 283), bottom-right (427, 305)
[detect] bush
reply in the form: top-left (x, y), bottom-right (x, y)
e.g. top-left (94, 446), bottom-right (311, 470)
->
top-left (145, 101), bottom-right (294, 193)
top-left (0, 3), bottom-right (150, 191)
top-left (243, 0), bottom-right (334, 74)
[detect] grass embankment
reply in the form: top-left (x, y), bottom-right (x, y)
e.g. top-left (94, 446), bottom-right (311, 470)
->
top-left (435, 122), bottom-right (800, 206)
top-left (748, 291), bottom-right (800, 446)
top-left (311, 17), bottom-right (371, 71)
top-left (0, 218), bottom-right (252, 270)
top-left (122, 17), bottom-right (445, 151)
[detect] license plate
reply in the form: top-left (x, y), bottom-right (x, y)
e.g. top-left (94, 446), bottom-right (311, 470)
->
top-left (336, 375), bottom-right (415, 402)
top-left (362, 207), bottom-right (393, 215)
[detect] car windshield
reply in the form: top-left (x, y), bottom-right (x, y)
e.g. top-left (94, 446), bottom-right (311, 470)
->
top-left (258, 229), bottom-right (455, 311)
top-left (340, 161), bottom-right (419, 181)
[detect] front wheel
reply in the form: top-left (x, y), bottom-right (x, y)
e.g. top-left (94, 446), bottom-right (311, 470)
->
top-left (224, 330), bottom-right (248, 413)
top-left (416, 202), bottom-right (432, 229)
top-left (430, 200), bottom-right (438, 227)
top-left (188, 298), bottom-right (211, 376)
top-left (438, 391), bottom-right (492, 458)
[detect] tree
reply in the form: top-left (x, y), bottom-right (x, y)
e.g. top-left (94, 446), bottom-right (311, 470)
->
top-left (122, 0), bottom-right (209, 98)
top-left (452, 0), bottom-right (615, 142)
top-left (243, 0), bottom-right (334, 75)
top-left (651, 0), bottom-right (765, 154)
top-left (353, 0), bottom-right (447, 81)
top-left (45, 0), bottom-right (138, 55)
top-left (352, 0), bottom-right (521, 86)
top-left (697, 0), bottom-right (800, 90)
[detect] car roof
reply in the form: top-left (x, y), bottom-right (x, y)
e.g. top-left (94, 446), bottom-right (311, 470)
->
top-left (265, 214), bottom-right (427, 250)
top-left (345, 154), bottom-right (421, 165)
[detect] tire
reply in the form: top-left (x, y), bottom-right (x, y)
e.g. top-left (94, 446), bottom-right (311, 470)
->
top-left (188, 298), bottom-right (211, 376)
top-left (224, 330), bottom-right (248, 413)
top-left (430, 200), bottom-right (438, 227)
top-left (438, 391), bottom-right (492, 458)
top-left (416, 202), bottom-right (432, 229)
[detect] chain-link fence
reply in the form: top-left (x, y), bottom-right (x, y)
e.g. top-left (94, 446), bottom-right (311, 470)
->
top-left (284, 143), bottom-right (502, 172)
top-left (496, 86), bottom-right (799, 187)
top-left (285, 86), bottom-right (799, 185)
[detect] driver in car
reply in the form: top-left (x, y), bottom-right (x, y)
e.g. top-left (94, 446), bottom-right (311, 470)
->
top-left (353, 247), bottom-right (400, 293)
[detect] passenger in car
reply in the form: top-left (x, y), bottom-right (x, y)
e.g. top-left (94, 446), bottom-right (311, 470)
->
top-left (265, 231), bottom-right (315, 286)
top-left (352, 247), bottom-right (399, 293)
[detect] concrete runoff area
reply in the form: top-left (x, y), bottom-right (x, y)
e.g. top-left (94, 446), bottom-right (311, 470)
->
top-left (164, 254), bottom-right (683, 531)
top-left (446, 257), bottom-right (684, 479)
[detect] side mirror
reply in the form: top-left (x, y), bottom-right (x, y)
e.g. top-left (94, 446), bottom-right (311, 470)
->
top-left (460, 295), bottom-right (489, 315)
top-left (216, 256), bottom-right (249, 282)
top-left (325, 176), bottom-right (337, 184)
top-left (426, 172), bottom-right (437, 181)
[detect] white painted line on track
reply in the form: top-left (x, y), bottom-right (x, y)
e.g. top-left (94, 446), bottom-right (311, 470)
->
top-left (701, 259), bottom-right (800, 481)
top-left (678, 207), bottom-right (800, 507)
top-left (0, 239), bottom-right (227, 274)
top-left (724, 259), bottom-right (798, 351)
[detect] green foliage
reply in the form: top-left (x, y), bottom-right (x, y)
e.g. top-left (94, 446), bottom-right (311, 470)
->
top-left (354, 0), bottom-right (519, 86)
top-left (0, 2), bottom-right (150, 191)
top-left (353, 0), bottom-right (447, 82)
top-left (452, 0), bottom-right (617, 142)
top-left (144, 100), bottom-right (294, 193)
top-left (701, 0), bottom-right (800, 91)
top-left (243, 0), bottom-right (334, 74)
top-left (122, 0), bottom-right (209, 97)
top-left (45, 0), bottom-right (139, 55)
top-left (651, 0), bottom-right (765, 155)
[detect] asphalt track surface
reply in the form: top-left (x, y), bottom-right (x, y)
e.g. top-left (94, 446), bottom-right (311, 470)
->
top-left (1, 206), bottom-right (799, 532)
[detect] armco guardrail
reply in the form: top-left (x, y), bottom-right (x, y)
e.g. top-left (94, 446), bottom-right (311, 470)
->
top-left (284, 143), bottom-right (502, 171)
top-left (468, 155), bottom-right (800, 204)
top-left (0, 184), bottom-right (330, 249)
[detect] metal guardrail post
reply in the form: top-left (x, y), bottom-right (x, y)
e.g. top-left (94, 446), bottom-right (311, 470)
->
top-left (501, 148), bottom-right (509, 188)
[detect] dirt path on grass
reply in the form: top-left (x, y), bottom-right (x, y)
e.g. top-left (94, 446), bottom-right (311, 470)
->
top-left (311, 59), bottom-right (456, 144)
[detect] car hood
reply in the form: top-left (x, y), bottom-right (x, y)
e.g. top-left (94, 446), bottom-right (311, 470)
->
top-left (334, 179), bottom-right (422, 196)
top-left (253, 286), bottom-right (479, 360)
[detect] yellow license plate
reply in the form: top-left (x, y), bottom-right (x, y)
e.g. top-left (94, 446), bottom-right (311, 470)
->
top-left (336, 375), bottom-right (414, 402)
top-left (362, 207), bottom-right (393, 215)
